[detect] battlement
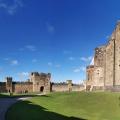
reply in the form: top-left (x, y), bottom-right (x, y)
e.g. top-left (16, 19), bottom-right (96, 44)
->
top-left (66, 80), bottom-right (72, 84)
top-left (31, 72), bottom-right (51, 78)
top-left (6, 77), bottom-right (12, 82)
top-left (95, 46), bottom-right (106, 54)
top-left (116, 20), bottom-right (120, 27)
top-left (5, 77), bottom-right (13, 93)
top-left (86, 65), bottom-right (94, 69)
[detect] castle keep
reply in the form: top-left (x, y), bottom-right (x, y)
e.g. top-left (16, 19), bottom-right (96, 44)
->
top-left (86, 21), bottom-right (120, 91)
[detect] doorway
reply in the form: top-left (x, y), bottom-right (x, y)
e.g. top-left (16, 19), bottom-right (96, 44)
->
top-left (40, 86), bottom-right (44, 92)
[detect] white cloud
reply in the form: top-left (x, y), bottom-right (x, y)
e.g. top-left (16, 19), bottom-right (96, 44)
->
top-left (73, 66), bottom-right (86, 73)
top-left (80, 56), bottom-right (92, 62)
top-left (18, 72), bottom-right (29, 77)
top-left (19, 45), bottom-right (37, 52)
top-left (90, 57), bottom-right (94, 65)
top-left (68, 57), bottom-right (75, 61)
top-left (11, 60), bottom-right (18, 65)
top-left (80, 66), bottom-right (86, 72)
top-left (18, 72), bottom-right (29, 81)
top-left (0, 0), bottom-right (23, 15)
top-left (48, 62), bottom-right (61, 68)
top-left (25, 45), bottom-right (36, 51)
top-left (73, 68), bottom-right (81, 73)
top-left (48, 62), bottom-right (53, 66)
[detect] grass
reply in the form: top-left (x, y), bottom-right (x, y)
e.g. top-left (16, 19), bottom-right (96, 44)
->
top-left (6, 92), bottom-right (120, 120)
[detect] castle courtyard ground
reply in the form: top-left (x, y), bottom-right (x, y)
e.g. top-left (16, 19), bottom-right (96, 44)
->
top-left (0, 94), bottom-right (35, 120)
top-left (5, 92), bottom-right (120, 120)
top-left (0, 98), bottom-right (17, 120)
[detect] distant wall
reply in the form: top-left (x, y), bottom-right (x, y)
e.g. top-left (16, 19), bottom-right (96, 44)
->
top-left (13, 82), bottom-right (33, 93)
top-left (72, 85), bottom-right (85, 91)
top-left (52, 85), bottom-right (68, 92)
top-left (0, 81), bottom-right (85, 93)
top-left (0, 82), bottom-right (6, 93)
top-left (52, 84), bottom-right (85, 92)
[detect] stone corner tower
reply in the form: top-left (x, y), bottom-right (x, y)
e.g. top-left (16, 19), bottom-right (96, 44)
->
top-left (86, 20), bottom-right (120, 91)
top-left (5, 77), bottom-right (13, 93)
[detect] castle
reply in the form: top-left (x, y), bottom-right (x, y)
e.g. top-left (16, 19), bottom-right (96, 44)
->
top-left (86, 21), bottom-right (120, 92)
top-left (0, 72), bottom-right (51, 93)
top-left (0, 72), bottom-right (84, 93)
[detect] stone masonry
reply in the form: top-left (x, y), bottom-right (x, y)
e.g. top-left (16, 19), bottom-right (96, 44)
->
top-left (86, 21), bottom-right (120, 91)
top-left (30, 72), bottom-right (51, 93)
top-left (0, 72), bottom-right (51, 93)
top-left (0, 72), bottom-right (85, 93)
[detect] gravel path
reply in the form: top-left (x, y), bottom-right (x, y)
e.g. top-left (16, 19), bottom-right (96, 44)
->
top-left (0, 97), bottom-right (31, 120)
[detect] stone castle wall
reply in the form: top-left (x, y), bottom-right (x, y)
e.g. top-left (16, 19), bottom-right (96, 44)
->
top-left (86, 65), bottom-right (94, 89)
top-left (105, 39), bottom-right (114, 86)
top-left (114, 23), bottom-right (120, 85)
top-left (0, 73), bottom-right (85, 93)
top-left (86, 21), bottom-right (120, 91)
top-left (13, 82), bottom-right (33, 93)
top-left (0, 82), bottom-right (6, 93)
top-left (52, 84), bottom-right (85, 92)
top-left (0, 72), bottom-right (51, 93)
top-left (72, 85), bottom-right (85, 91)
top-left (52, 84), bottom-right (69, 92)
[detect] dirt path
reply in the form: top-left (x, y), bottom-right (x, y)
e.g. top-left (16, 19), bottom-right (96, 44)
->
top-left (0, 97), bottom-right (31, 120)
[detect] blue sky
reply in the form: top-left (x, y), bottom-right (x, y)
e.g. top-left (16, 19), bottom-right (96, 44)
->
top-left (0, 0), bottom-right (120, 83)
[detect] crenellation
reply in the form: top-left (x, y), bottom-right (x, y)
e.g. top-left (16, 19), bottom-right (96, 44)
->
top-left (0, 72), bottom-right (51, 93)
top-left (6, 77), bottom-right (13, 93)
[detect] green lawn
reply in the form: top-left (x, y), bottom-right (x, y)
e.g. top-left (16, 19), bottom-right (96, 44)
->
top-left (6, 92), bottom-right (120, 120)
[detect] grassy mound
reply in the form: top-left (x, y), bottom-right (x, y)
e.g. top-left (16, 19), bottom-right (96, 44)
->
top-left (6, 92), bottom-right (120, 120)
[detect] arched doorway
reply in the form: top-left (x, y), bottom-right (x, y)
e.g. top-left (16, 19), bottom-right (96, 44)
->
top-left (40, 86), bottom-right (44, 92)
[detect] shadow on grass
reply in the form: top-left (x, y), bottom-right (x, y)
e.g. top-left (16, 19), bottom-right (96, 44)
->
top-left (6, 100), bottom-right (87, 120)
top-left (0, 93), bottom-right (39, 98)
top-left (0, 93), bottom-right (10, 98)
top-left (39, 95), bottom-right (51, 97)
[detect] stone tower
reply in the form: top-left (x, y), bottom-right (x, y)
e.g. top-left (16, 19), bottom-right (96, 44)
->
top-left (113, 21), bottom-right (120, 86)
top-left (86, 65), bottom-right (94, 91)
top-left (105, 21), bottom-right (120, 87)
top-left (6, 77), bottom-right (13, 93)
top-left (67, 80), bottom-right (72, 92)
top-left (86, 21), bottom-right (120, 91)
top-left (30, 72), bottom-right (51, 93)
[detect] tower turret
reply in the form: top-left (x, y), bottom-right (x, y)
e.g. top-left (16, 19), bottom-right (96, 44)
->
top-left (6, 77), bottom-right (13, 93)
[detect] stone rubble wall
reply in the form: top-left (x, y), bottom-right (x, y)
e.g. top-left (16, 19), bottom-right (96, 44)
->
top-left (13, 82), bottom-right (33, 93)
top-left (0, 82), bottom-right (6, 93)
top-left (52, 84), bottom-right (84, 92)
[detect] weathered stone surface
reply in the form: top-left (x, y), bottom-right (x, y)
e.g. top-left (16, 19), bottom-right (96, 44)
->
top-left (30, 72), bottom-right (51, 93)
top-left (0, 72), bottom-right (51, 93)
top-left (86, 21), bottom-right (120, 91)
